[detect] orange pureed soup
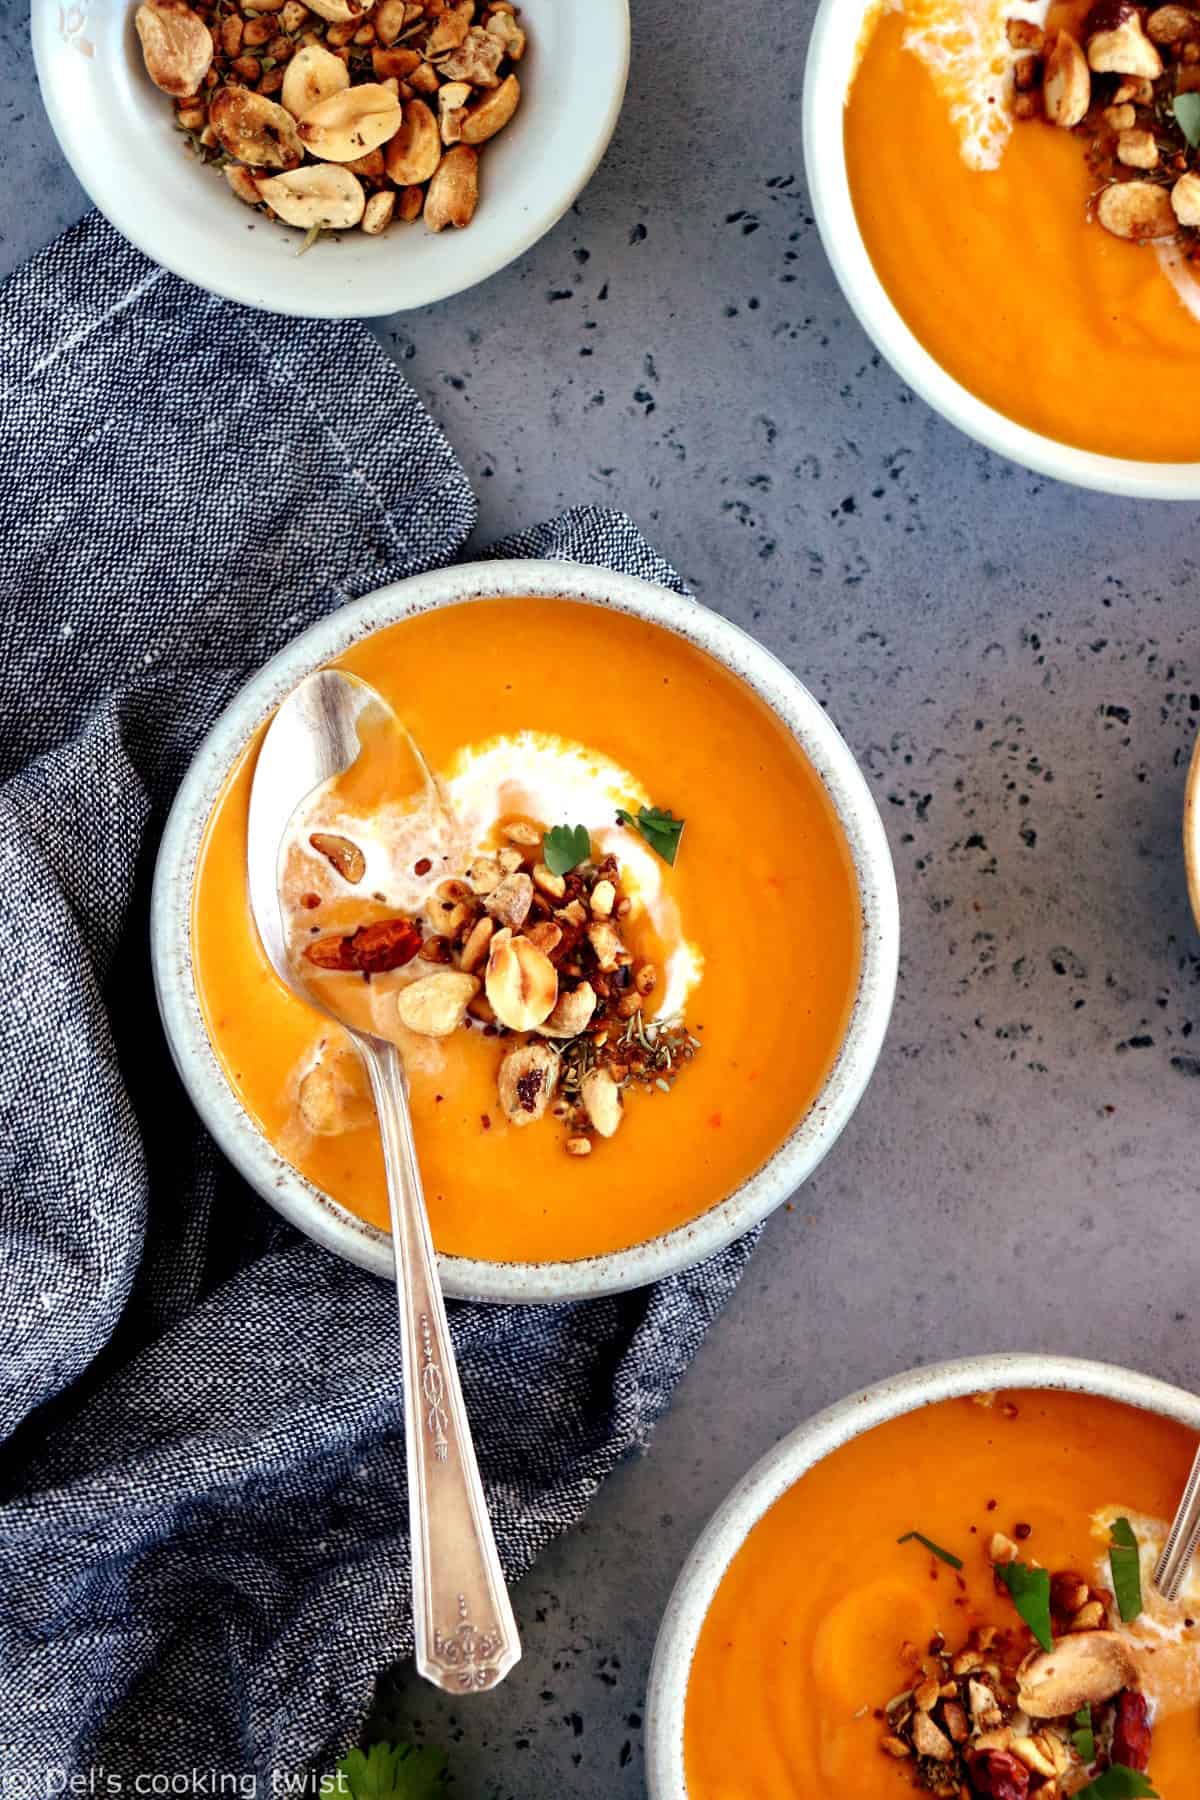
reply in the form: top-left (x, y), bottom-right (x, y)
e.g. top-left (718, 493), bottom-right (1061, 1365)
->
top-left (192, 598), bottom-right (863, 1264)
top-left (685, 1390), bottom-right (1200, 1798)
top-left (846, 1), bottom-right (1200, 460)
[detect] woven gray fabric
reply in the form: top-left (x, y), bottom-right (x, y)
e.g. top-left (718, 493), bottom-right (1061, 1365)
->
top-left (0, 215), bottom-right (758, 1781)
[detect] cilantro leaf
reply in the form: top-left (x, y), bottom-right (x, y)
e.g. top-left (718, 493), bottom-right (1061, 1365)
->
top-left (335, 1743), bottom-right (449, 1800)
top-left (1072, 1702), bottom-right (1096, 1764)
top-left (1175, 91), bottom-right (1200, 149)
top-left (995, 1560), bottom-right (1054, 1652)
top-left (1075, 1768), bottom-right (1159, 1800)
top-left (897, 1530), bottom-right (963, 1570)
top-left (616, 804), bottom-right (685, 866)
top-left (543, 823), bottom-right (591, 876)
top-left (1109, 1516), bottom-right (1143, 1623)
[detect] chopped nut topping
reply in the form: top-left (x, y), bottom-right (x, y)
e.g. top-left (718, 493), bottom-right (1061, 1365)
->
top-left (424, 144), bottom-right (479, 230)
top-left (1118, 124), bottom-right (1159, 164)
top-left (580, 1066), bottom-right (623, 1138)
top-left (485, 927), bottom-right (558, 1030)
top-left (136, 1), bottom-right (214, 95)
top-left (136, 0), bottom-right (528, 238)
top-left (395, 969), bottom-right (479, 1037)
top-left (532, 862), bottom-right (567, 900)
top-left (461, 71), bottom-right (521, 143)
top-left (1097, 177), bottom-right (1178, 238)
top-left (540, 981), bottom-right (598, 1039)
top-left (308, 833), bottom-right (367, 883)
top-left (1043, 31), bottom-right (1091, 127)
top-left (298, 1041), bottom-right (371, 1134)
top-left (484, 870), bottom-right (535, 930)
top-left (1017, 1630), bottom-right (1135, 1716)
top-left (459, 914), bottom-right (495, 973)
top-left (1088, 9), bottom-right (1165, 75)
top-left (210, 83), bottom-right (304, 166)
top-left (497, 1040), bottom-right (559, 1124)
top-left (282, 42), bottom-right (350, 117)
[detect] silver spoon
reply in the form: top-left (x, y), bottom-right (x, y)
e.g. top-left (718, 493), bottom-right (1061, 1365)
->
top-left (1154, 1442), bottom-right (1200, 1603)
top-left (247, 668), bottom-right (521, 1694)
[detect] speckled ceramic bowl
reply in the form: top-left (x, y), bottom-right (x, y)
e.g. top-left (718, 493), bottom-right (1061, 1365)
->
top-left (34, 0), bottom-right (628, 318)
top-left (803, 0), bottom-right (1200, 499)
top-left (151, 559), bottom-right (899, 1302)
top-left (644, 1352), bottom-right (1200, 1799)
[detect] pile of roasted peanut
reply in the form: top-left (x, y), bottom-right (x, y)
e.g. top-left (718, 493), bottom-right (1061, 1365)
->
top-left (298, 822), bottom-right (682, 1156)
top-left (881, 1535), bottom-right (1153, 1797)
top-left (134, 0), bottom-right (526, 237)
top-left (1012, 2), bottom-right (1200, 243)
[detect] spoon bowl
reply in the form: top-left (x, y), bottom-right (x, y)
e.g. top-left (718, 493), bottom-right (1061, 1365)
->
top-left (247, 669), bottom-right (521, 1694)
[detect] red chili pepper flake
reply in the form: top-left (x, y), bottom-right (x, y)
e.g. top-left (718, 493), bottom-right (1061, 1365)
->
top-left (971, 1750), bottom-right (1029, 1800)
top-left (516, 1069), bottom-right (545, 1113)
top-left (301, 892), bottom-right (322, 910)
top-left (481, 1112), bottom-right (492, 1131)
top-left (1014, 1522), bottom-right (1032, 1540)
top-left (414, 857), bottom-right (432, 876)
top-left (1112, 1689), bottom-right (1152, 1771)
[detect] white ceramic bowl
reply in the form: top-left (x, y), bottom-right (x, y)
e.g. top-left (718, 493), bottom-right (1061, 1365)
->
top-left (803, 0), bottom-right (1200, 499)
top-left (151, 559), bottom-right (899, 1303)
top-left (645, 1351), bottom-right (1200, 1799)
top-left (34, 2), bottom-right (629, 318)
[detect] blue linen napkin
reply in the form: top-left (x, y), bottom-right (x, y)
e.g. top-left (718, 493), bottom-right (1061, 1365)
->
top-left (0, 214), bottom-right (758, 1780)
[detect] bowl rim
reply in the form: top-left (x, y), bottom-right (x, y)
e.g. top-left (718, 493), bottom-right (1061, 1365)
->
top-left (32, 1), bottom-right (631, 319)
top-left (802, 0), bottom-right (1200, 499)
top-left (150, 558), bottom-right (900, 1302)
top-left (644, 1350), bottom-right (1200, 1799)
top-left (1184, 733), bottom-right (1200, 931)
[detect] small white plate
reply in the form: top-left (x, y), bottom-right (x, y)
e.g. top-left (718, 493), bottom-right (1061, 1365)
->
top-left (34, 2), bottom-right (629, 318)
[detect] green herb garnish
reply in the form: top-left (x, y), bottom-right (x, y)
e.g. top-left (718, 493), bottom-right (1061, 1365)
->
top-left (543, 823), bottom-right (591, 876)
top-left (616, 804), bottom-right (685, 866)
top-left (1175, 92), bottom-right (1200, 149)
top-left (1109, 1516), bottom-right (1143, 1623)
top-left (1072, 1703), bottom-right (1096, 1764)
top-left (896, 1530), bottom-right (963, 1570)
top-left (334, 1742), bottom-right (450, 1800)
top-left (1075, 1769), bottom-right (1159, 1800)
top-left (995, 1560), bottom-right (1054, 1652)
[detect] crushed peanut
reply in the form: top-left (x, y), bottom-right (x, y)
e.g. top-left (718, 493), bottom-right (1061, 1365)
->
top-left (294, 818), bottom-right (700, 1154)
top-left (879, 1527), bottom-right (1155, 1796)
top-left (1012, 0), bottom-right (1200, 251)
top-left (133, 0), bottom-right (527, 242)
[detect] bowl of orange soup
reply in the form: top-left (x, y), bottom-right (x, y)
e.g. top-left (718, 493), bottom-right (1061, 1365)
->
top-left (805, 0), bottom-right (1200, 495)
top-left (151, 561), bottom-right (898, 1302)
top-left (646, 1353), bottom-right (1200, 1800)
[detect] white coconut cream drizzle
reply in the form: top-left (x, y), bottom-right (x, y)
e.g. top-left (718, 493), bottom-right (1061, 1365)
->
top-left (901, 0), bottom-right (1053, 168)
top-left (850, 0), bottom-right (1051, 169)
top-left (1155, 239), bottom-right (1200, 323)
top-left (1089, 1504), bottom-right (1200, 1717)
top-left (284, 729), bottom-right (704, 1023)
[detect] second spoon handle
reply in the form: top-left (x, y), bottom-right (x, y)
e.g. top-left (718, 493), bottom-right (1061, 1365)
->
top-left (363, 1037), bottom-right (521, 1694)
top-left (1154, 1442), bottom-right (1200, 1603)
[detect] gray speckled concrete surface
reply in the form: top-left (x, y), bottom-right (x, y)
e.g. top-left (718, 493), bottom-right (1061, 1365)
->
top-left (13, 2), bottom-right (1200, 1793)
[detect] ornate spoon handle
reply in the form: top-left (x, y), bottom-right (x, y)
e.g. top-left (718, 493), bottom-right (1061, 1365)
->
top-left (364, 1038), bottom-right (521, 1693)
